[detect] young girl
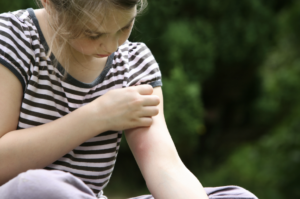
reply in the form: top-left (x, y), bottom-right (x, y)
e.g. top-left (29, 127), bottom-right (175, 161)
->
top-left (0, 0), bottom-right (258, 198)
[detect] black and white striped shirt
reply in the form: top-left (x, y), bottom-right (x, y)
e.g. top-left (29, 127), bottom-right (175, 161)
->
top-left (0, 8), bottom-right (162, 194)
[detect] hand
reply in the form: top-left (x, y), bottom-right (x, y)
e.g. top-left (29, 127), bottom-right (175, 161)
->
top-left (89, 85), bottom-right (160, 131)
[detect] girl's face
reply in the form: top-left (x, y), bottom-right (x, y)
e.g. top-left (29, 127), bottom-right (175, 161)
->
top-left (68, 6), bottom-right (137, 59)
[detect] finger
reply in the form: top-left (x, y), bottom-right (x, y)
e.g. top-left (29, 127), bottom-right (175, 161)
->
top-left (137, 117), bottom-right (153, 127)
top-left (135, 84), bottom-right (153, 95)
top-left (139, 106), bottom-right (159, 117)
top-left (141, 95), bottom-right (160, 106)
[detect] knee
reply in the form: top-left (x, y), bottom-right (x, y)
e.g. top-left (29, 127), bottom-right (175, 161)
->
top-left (204, 185), bottom-right (258, 199)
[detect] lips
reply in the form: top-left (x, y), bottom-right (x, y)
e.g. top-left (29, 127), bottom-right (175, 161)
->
top-left (96, 54), bottom-right (110, 58)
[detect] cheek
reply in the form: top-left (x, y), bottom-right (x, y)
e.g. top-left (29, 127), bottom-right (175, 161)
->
top-left (119, 29), bottom-right (132, 45)
top-left (70, 39), bottom-right (98, 53)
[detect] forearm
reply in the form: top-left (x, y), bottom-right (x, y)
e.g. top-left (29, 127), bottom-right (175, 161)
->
top-left (0, 104), bottom-right (104, 185)
top-left (125, 87), bottom-right (208, 199)
top-left (126, 126), bottom-right (208, 199)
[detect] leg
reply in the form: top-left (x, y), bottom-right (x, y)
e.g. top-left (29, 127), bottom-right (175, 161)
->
top-left (129, 185), bottom-right (258, 199)
top-left (129, 195), bottom-right (154, 199)
top-left (204, 186), bottom-right (258, 199)
top-left (0, 169), bottom-right (97, 199)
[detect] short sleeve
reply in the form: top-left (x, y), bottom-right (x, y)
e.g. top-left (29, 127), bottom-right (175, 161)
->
top-left (0, 11), bottom-right (34, 91)
top-left (126, 42), bottom-right (162, 88)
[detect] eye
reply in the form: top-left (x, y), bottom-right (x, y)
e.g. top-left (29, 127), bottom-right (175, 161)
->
top-left (88, 34), bottom-right (102, 40)
top-left (84, 31), bottom-right (103, 40)
top-left (122, 25), bottom-right (132, 31)
top-left (120, 22), bottom-right (134, 32)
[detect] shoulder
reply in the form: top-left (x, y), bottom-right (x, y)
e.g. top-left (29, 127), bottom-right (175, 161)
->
top-left (117, 40), bottom-right (157, 67)
top-left (0, 10), bottom-right (25, 28)
top-left (116, 40), bottom-right (162, 87)
top-left (0, 9), bottom-right (39, 90)
top-left (0, 9), bottom-right (38, 54)
top-left (118, 40), bottom-right (153, 58)
top-left (0, 9), bottom-right (36, 38)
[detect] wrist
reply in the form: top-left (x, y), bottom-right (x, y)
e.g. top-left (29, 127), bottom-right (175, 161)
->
top-left (81, 101), bottom-right (110, 135)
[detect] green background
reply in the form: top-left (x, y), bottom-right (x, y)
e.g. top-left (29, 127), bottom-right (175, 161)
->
top-left (2, 0), bottom-right (300, 198)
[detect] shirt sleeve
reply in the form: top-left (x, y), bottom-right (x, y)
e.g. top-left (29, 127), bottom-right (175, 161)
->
top-left (0, 11), bottom-right (34, 91)
top-left (126, 42), bottom-right (162, 88)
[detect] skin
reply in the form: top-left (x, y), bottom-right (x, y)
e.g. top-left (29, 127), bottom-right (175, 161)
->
top-left (38, 0), bottom-right (136, 83)
top-left (65, 7), bottom-right (137, 83)
top-left (68, 10), bottom-right (136, 59)
top-left (0, 1), bottom-right (209, 198)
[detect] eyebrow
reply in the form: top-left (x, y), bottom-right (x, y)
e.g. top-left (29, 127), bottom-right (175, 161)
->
top-left (86, 16), bottom-right (136, 35)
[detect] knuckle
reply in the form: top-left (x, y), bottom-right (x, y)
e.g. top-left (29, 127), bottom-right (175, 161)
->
top-left (127, 87), bottom-right (135, 92)
top-left (125, 87), bottom-right (136, 95)
top-left (132, 97), bottom-right (143, 106)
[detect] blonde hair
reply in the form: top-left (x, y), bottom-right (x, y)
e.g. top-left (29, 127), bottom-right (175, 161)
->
top-left (36, 0), bottom-right (147, 77)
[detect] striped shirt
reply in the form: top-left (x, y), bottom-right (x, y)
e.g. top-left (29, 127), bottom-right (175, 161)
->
top-left (0, 8), bottom-right (162, 194)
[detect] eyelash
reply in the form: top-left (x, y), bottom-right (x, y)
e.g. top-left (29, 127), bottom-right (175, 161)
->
top-left (86, 24), bottom-right (132, 40)
top-left (122, 25), bottom-right (132, 31)
top-left (88, 34), bottom-right (103, 40)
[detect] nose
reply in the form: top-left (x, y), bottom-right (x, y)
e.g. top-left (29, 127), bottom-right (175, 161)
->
top-left (101, 34), bottom-right (119, 54)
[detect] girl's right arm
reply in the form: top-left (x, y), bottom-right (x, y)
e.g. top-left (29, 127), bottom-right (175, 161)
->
top-left (0, 63), bottom-right (159, 185)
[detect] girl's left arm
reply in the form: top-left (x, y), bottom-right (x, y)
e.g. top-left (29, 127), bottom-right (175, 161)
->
top-left (125, 87), bottom-right (209, 199)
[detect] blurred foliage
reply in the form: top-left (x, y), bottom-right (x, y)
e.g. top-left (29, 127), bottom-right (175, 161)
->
top-left (0, 0), bottom-right (36, 13)
top-left (3, 0), bottom-right (300, 199)
top-left (163, 67), bottom-right (204, 154)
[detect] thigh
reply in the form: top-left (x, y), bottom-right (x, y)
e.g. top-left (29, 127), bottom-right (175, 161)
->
top-left (204, 186), bottom-right (258, 199)
top-left (0, 169), bottom-right (97, 199)
top-left (129, 195), bottom-right (154, 199)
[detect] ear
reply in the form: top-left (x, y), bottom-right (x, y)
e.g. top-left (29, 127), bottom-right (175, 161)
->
top-left (41, 0), bottom-right (51, 12)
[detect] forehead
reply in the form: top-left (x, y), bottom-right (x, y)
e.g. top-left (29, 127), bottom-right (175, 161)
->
top-left (87, 6), bottom-right (137, 32)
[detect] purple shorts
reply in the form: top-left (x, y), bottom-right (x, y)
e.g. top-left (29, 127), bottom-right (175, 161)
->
top-left (0, 170), bottom-right (258, 199)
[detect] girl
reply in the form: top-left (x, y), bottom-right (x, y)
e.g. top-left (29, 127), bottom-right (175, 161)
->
top-left (0, 0), bottom-right (258, 198)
